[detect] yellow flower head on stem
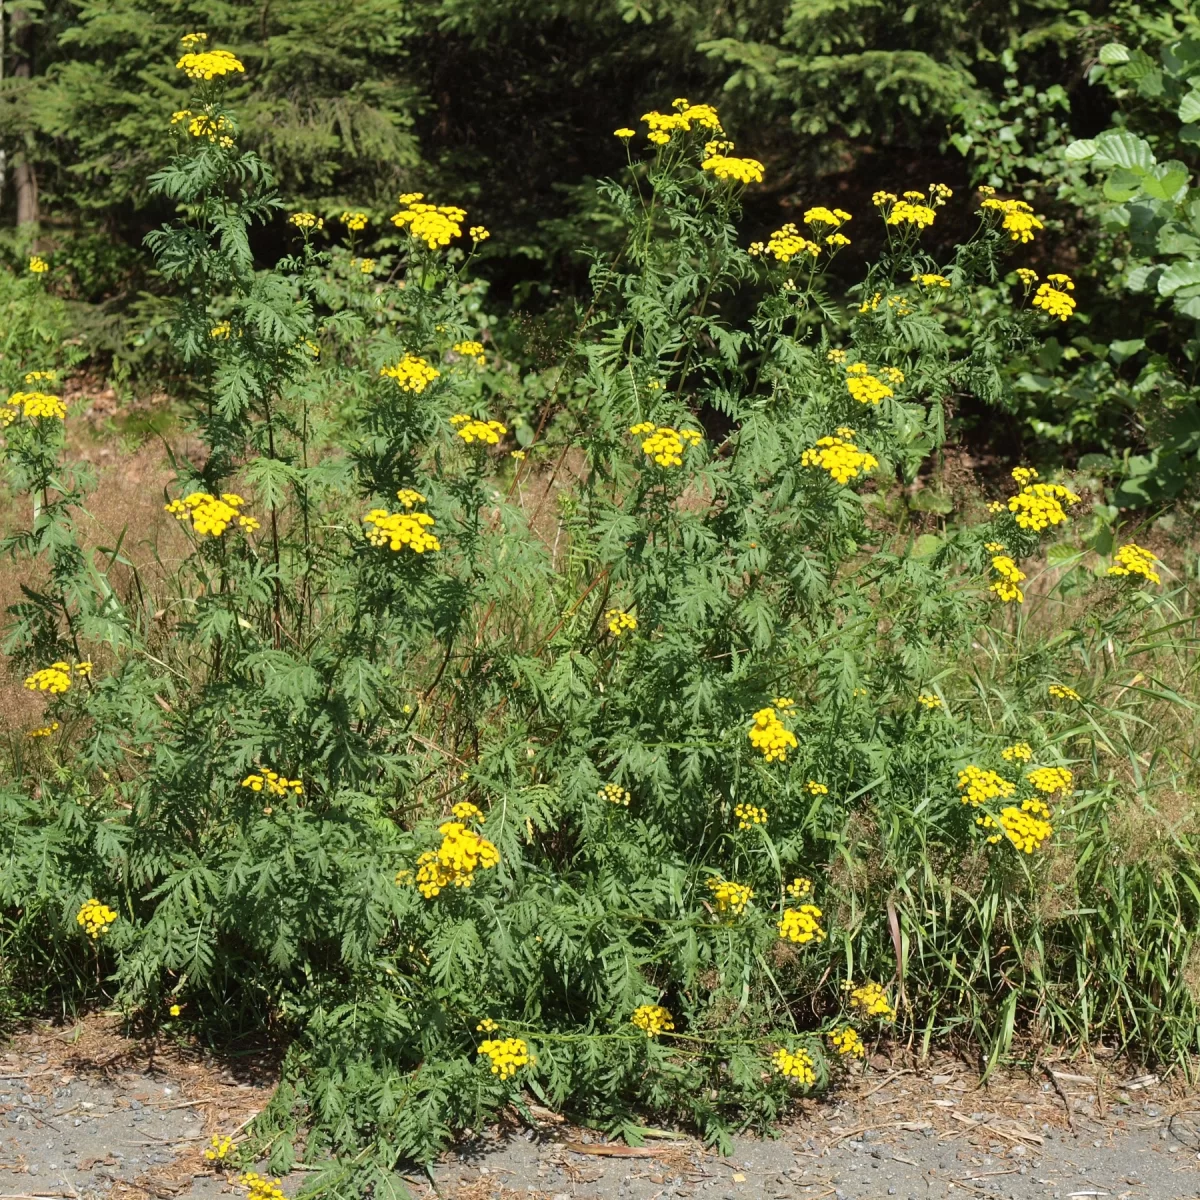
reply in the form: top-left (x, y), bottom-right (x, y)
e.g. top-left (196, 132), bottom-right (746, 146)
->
top-left (631, 1004), bottom-right (674, 1037)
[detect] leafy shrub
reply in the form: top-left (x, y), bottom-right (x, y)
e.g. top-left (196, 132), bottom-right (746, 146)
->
top-left (2, 42), bottom-right (1199, 1190)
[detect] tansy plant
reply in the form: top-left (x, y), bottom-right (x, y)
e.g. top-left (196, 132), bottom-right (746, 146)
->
top-left (0, 52), bottom-right (1196, 1193)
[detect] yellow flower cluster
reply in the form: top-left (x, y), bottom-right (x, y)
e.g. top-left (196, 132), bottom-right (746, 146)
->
top-left (24, 662), bottom-right (73, 694)
top-left (27, 722), bottom-right (59, 738)
top-left (451, 413), bottom-right (508, 445)
top-left (241, 769), bottom-right (303, 797)
top-left (957, 764), bottom-right (1015, 806)
top-left (606, 608), bottom-right (637, 637)
top-left (599, 782), bottom-right (631, 806)
top-left (169, 1002), bottom-right (182, 1016)
top-left (749, 223), bottom-right (821, 262)
top-left (990, 554), bottom-right (1026, 604)
top-left (470, 225), bottom-right (490, 241)
top-left (778, 905), bottom-right (825, 944)
top-left (415, 821), bottom-right (500, 897)
top-left (362, 506), bottom-right (440, 553)
top-left (886, 200), bottom-right (936, 228)
top-left (917, 694), bottom-right (942, 709)
top-left (631, 1003), bottom-right (675, 1037)
top-left (478, 1037), bottom-right (531, 1079)
top-left (289, 212), bottom-right (323, 231)
top-left (1108, 542), bottom-right (1160, 584)
top-left (239, 1173), bottom-right (284, 1200)
top-left (341, 211), bottom-right (368, 230)
top-left (844, 363), bottom-right (894, 405)
top-left (380, 354), bottom-right (440, 393)
top-left (390, 194), bottom-right (468, 248)
top-left (805, 780), bottom-right (828, 795)
top-left (77, 898), bottom-right (117, 939)
top-left (1027, 766), bottom-right (1073, 795)
top-left (452, 801), bottom-right (483, 821)
top-left (846, 980), bottom-right (894, 1020)
top-left (912, 272), bottom-right (950, 288)
top-left (395, 488), bottom-right (427, 509)
top-left (830, 1027), bottom-right (865, 1058)
top-left (452, 340), bottom-right (486, 365)
top-left (629, 422), bottom-right (702, 467)
top-left (708, 877), bottom-right (753, 917)
top-left (180, 113), bottom-right (234, 146)
top-left (786, 876), bottom-right (813, 899)
top-left (28, 255), bottom-right (48, 273)
top-left (998, 799), bottom-right (1053, 853)
top-left (640, 99), bottom-right (725, 145)
top-left (176, 48), bottom-right (245, 80)
top-left (1016, 267), bottom-right (1039, 287)
top-left (1032, 273), bottom-right (1076, 321)
top-left (772, 1047), bottom-right (815, 1083)
top-left (210, 321), bottom-right (231, 339)
top-left (801, 434), bottom-right (878, 484)
top-left (981, 196), bottom-right (1043, 243)
top-left (1048, 684), bottom-right (1080, 702)
top-left (701, 155), bottom-right (765, 184)
top-left (748, 706), bottom-right (798, 762)
top-left (1008, 481), bottom-right (1081, 531)
top-left (24, 370), bottom-right (56, 384)
top-left (165, 492), bottom-right (259, 536)
top-left (205, 1135), bottom-right (234, 1163)
top-left (1001, 742), bottom-right (1033, 762)
top-left (8, 390), bottom-right (67, 420)
top-left (734, 802), bottom-right (767, 829)
top-left (804, 206), bottom-right (851, 228)
top-left (859, 291), bottom-right (882, 313)
top-left (476, 1017), bottom-right (498, 1032)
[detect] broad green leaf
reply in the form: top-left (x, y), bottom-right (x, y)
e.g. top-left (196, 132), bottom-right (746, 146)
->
top-left (1092, 130), bottom-right (1155, 172)
top-left (1157, 261), bottom-right (1200, 295)
top-left (1098, 42), bottom-right (1130, 64)
top-left (1181, 91), bottom-right (1200, 123)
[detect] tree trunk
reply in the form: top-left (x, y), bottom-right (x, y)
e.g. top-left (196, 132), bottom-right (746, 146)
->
top-left (11, 5), bottom-right (37, 230)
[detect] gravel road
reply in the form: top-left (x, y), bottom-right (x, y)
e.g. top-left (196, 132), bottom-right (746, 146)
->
top-left (0, 1017), bottom-right (1196, 1200)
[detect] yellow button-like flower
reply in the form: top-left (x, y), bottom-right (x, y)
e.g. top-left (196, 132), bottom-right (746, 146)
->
top-left (450, 413), bottom-right (508, 445)
top-left (801, 434), bottom-right (878, 484)
top-left (28, 255), bottom-right (48, 274)
top-left (957, 764), bottom-right (1015, 806)
top-left (707, 877), bottom-right (753, 917)
top-left (778, 905), bottom-right (825, 944)
top-left (989, 554), bottom-right (1026, 604)
top-left (748, 706), bottom-right (798, 762)
top-left (24, 662), bottom-right (72, 694)
top-left (1001, 742), bottom-right (1033, 762)
top-left (631, 1003), bottom-right (674, 1037)
top-left (11, 390), bottom-right (66, 420)
top-left (734, 801), bottom-right (766, 829)
top-left (362, 507), bottom-right (441, 553)
top-left (1027, 766), bottom-right (1073, 795)
top-left (829, 1027), bottom-right (865, 1058)
top-left (176, 48), bottom-right (245, 81)
top-left (381, 354), bottom-right (440, 393)
top-left (1107, 542), bottom-right (1160, 585)
top-left (772, 1047), bottom-right (815, 1083)
top-left (846, 980), bottom-right (894, 1020)
top-left (605, 608), bottom-right (637, 637)
top-left (76, 898), bottom-right (117, 939)
top-left (478, 1036), bottom-right (531, 1080)
top-left (1031, 273), bottom-right (1076, 321)
top-left (700, 155), bottom-right (765, 185)
top-left (599, 782), bottom-right (631, 807)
